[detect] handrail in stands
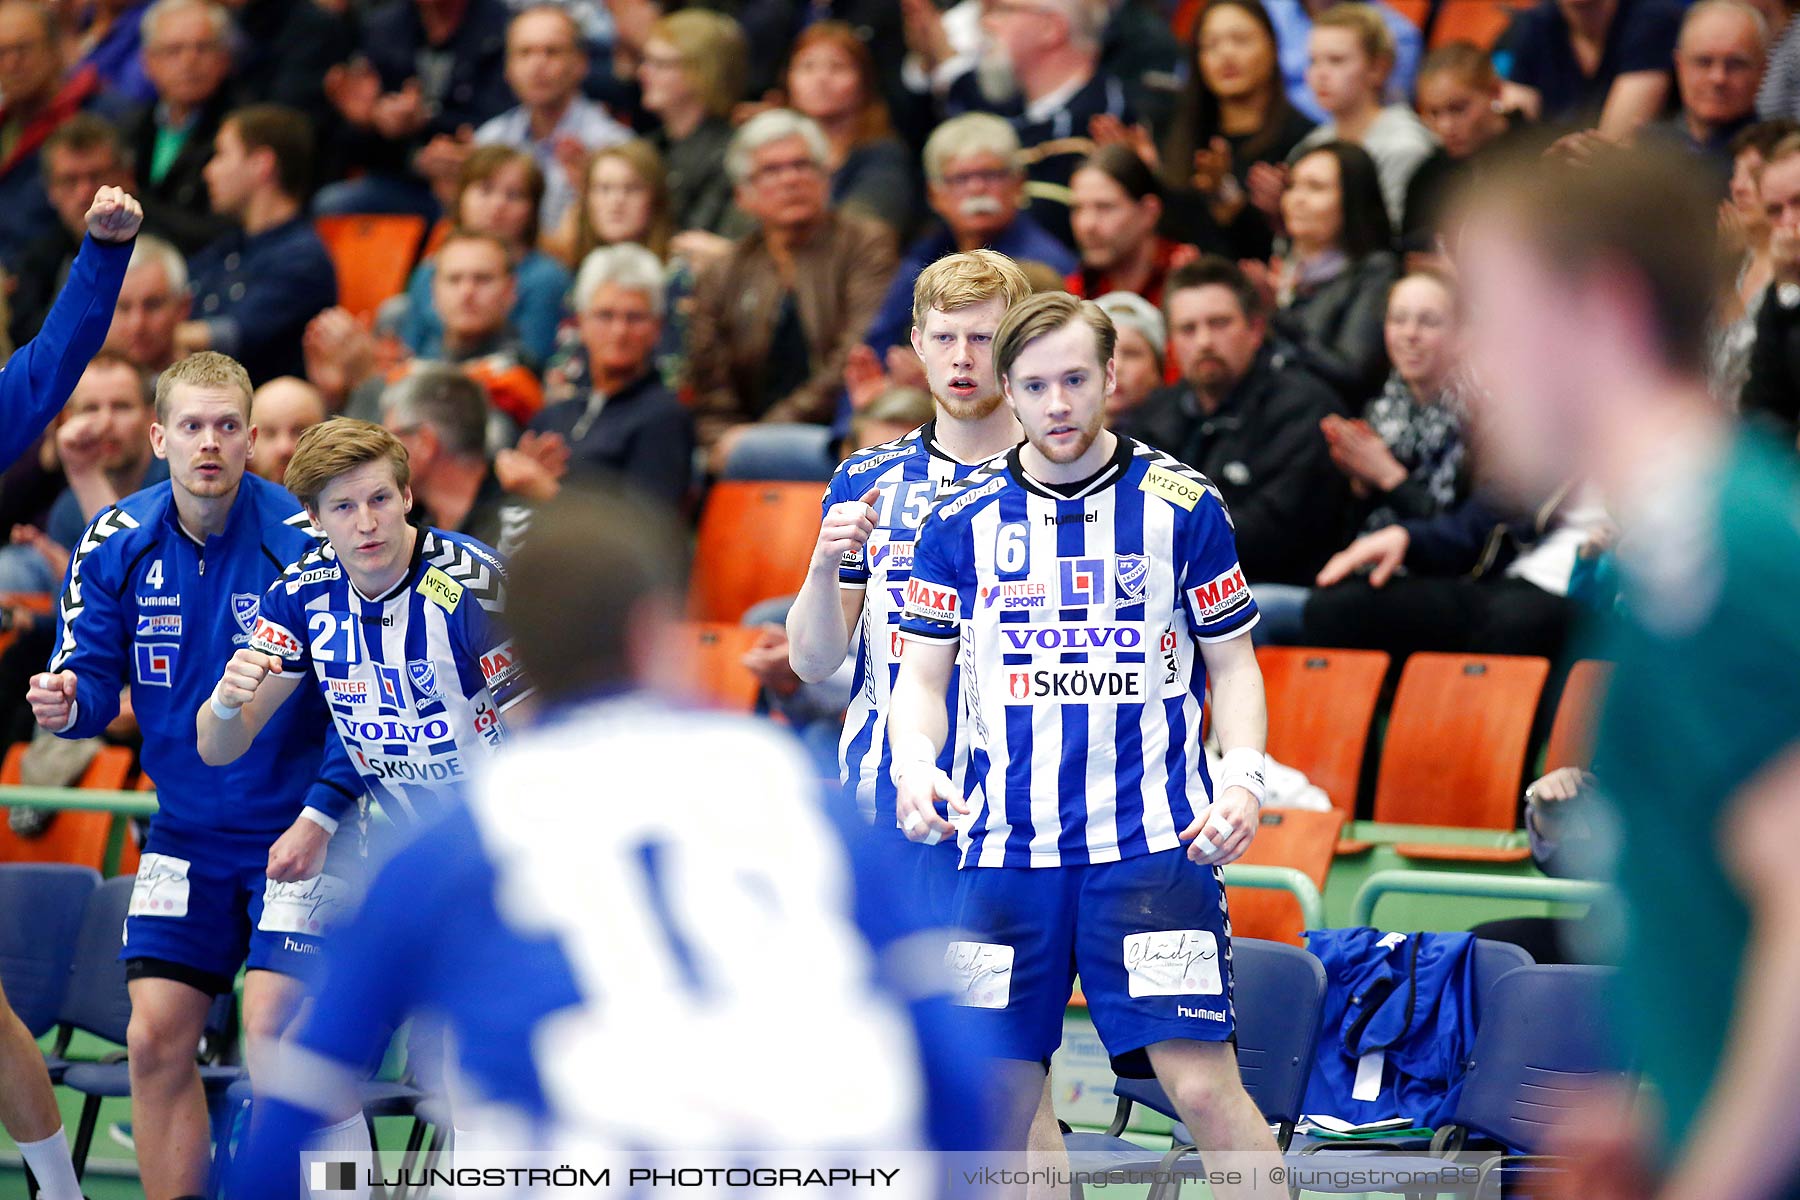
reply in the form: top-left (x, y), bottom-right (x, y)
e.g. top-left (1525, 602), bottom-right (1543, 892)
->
top-left (1220, 863), bottom-right (1325, 932)
top-left (0, 786), bottom-right (157, 816)
top-left (1350, 868), bottom-right (1610, 928)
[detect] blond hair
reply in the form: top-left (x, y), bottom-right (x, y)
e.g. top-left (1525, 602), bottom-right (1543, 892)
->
top-left (1315, 3), bottom-right (1395, 69)
top-left (284, 418), bottom-right (411, 509)
top-left (993, 292), bottom-right (1117, 384)
top-left (154, 351), bottom-right (251, 422)
top-left (649, 10), bottom-right (747, 120)
top-left (911, 249), bottom-right (1034, 332)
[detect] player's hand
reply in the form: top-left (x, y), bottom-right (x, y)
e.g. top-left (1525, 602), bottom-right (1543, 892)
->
top-left (1315, 525), bottom-right (1409, 589)
top-left (811, 486), bottom-right (880, 573)
top-left (894, 761), bottom-right (968, 845)
top-left (266, 817), bottom-right (330, 883)
top-left (85, 186), bottom-right (143, 243)
top-left (28, 670), bottom-right (78, 732)
top-left (1180, 785), bottom-right (1258, 865)
top-left (217, 648), bottom-right (283, 710)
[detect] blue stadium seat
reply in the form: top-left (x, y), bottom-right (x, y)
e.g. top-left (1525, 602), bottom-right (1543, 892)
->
top-left (1063, 938), bottom-right (1329, 1189)
top-left (0, 863), bottom-right (99, 1037)
top-left (1287, 964), bottom-right (1625, 1198)
top-left (42, 875), bottom-right (134, 1088)
top-left (718, 423), bottom-right (837, 482)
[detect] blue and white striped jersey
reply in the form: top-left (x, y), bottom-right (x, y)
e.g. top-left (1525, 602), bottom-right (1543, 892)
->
top-left (825, 421), bottom-right (995, 828)
top-left (900, 437), bottom-right (1259, 868)
top-left (249, 527), bottom-right (527, 826)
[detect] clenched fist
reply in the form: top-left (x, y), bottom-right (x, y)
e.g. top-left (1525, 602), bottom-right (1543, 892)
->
top-left (28, 671), bottom-right (78, 732)
top-left (86, 187), bottom-right (143, 243)
top-left (810, 485), bottom-right (880, 574)
top-left (215, 648), bottom-right (285, 711)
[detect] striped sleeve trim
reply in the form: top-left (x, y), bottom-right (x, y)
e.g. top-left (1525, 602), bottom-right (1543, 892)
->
top-left (425, 534), bottom-right (507, 613)
top-left (50, 507), bottom-right (139, 672)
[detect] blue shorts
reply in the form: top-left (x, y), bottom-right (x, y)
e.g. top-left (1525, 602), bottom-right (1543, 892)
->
top-left (906, 836), bottom-right (964, 929)
top-left (122, 823), bottom-right (355, 993)
top-left (947, 849), bottom-right (1235, 1077)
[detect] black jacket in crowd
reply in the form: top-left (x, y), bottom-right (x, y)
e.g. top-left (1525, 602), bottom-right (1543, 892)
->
top-left (1120, 344), bottom-right (1350, 586)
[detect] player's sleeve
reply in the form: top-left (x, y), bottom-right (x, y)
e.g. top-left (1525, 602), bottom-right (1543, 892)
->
top-left (897, 515), bottom-right (967, 644)
top-left (822, 470), bottom-right (871, 589)
top-left (228, 819), bottom-right (466, 1196)
top-left (247, 577), bottom-right (311, 671)
top-left (46, 510), bottom-right (134, 738)
top-left (297, 721), bottom-right (364, 833)
top-left (1177, 493), bottom-right (1261, 642)
top-left (458, 583), bottom-right (533, 712)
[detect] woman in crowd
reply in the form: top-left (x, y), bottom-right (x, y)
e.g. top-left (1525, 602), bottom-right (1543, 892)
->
top-left (1093, 291), bottom-right (1168, 425)
top-left (396, 146), bottom-right (573, 365)
top-left (1261, 140), bottom-right (1399, 402)
top-left (640, 9), bottom-right (749, 237)
top-left (783, 21), bottom-right (919, 238)
top-left (1403, 42), bottom-right (1526, 252)
top-left (547, 140), bottom-right (675, 269)
top-left (1715, 120), bottom-right (1800, 405)
top-left (1253, 268), bottom-right (1470, 640)
top-left (1113, 0), bottom-right (1315, 260)
top-left (1284, 3), bottom-right (1436, 231)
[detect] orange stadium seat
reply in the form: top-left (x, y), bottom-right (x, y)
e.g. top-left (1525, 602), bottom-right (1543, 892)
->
top-left (689, 481), bottom-right (822, 623)
top-left (313, 214), bottom-right (427, 323)
top-left (1258, 646), bottom-right (1388, 819)
top-left (0, 743), bottom-right (140, 873)
top-left (1544, 659), bottom-right (1613, 772)
top-left (681, 621), bottom-right (764, 712)
top-left (1427, 0), bottom-right (1533, 48)
top-left (1226, 807), bottom-right (1346, 945)
top-left (1374, 653), bottom-right (1549, 863)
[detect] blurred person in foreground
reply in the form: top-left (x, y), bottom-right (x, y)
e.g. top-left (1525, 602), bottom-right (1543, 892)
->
top-left (1460, 144), bottom-right (1800, 1200)
top-left (231, 481), bottom-right (990, 1193)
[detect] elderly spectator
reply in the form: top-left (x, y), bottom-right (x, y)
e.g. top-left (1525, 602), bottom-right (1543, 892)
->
top-left (7, 115), bottom-right (134, 346)
top-left (686, 109), bottom-right (897, 470)
top-left (1651, 0), bottom-right (1769, 182)
top-left (1501, 0), bottom-right (1681, 136)
top-left (1288, 4), bottom-right (1437, 230)
top-left (315, 0), bottom-right (514, 219)
top-left (527, 244), bottom-right (692, 505)
top-left (1065, 145), bottom-right (1192, 306)
top-left (783, 20), bottom-right (920, 238)
top-left (861, 113), bottom-right (1076, 365)
top-left (1126, 256), bottom-right (1349, 585)
top-left (943, 0), bottom-right (1132, 246)
top-left (641, 9), bottom-right (748, 236)
top-left (474, 5), bottom-right (630, 234)
top-left (1093, 290), bottom-right (1166, 421)
top-left (397, 145), bottom-right (572, 363)
top-left (179, 104), bottom-right (336, 384)
top-left (0, 1), bottom-right (109, 269)
top-left (247, 376), bottom-right (327, 483)
top-left (382, 363), bottom-right (532, 554)
top-left (119, 0), bottom-right (237, 255)
top-left (104, 233), bottom-right (188, 377)
top-left (549, 139), bottom-right (673, 266)
top-left (1258, 140), bottom-right (1399, 402)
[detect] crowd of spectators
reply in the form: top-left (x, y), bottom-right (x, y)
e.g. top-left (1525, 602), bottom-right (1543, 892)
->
top-left (1, 0), bottom-right (1798, 685)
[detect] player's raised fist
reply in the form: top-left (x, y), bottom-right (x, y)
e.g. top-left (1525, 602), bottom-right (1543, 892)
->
top-left (28, 671), bottom-right (79, 732)
top-left (812, 485), bottom-right (881, 571)
top-left (85, 187), bottom-right (143, 243)
top-left (216, 648), bottom-right (283, 710)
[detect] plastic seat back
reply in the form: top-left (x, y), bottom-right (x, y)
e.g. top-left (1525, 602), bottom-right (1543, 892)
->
top-left (1545, 659), bottom-right (1613, 772)
top-left (681, 622), bottom-right (764, 711)
top-left (1259, 647), bottom-right (1389, 816)
top-left (1374, 653), bottom-right (1550, 829)
top-left (0, 863), bottom-right (99, 1035)
top-left (1226, 808), bottom-right (1346, 944)
top-left (314, 214), bottom-right (427, 322)
top-left (0, 744), bottom-right (140, 871)
top-left (689, 481), bottom-right (823, 623)
top-left (56, 875), bottom-right (135, 1046)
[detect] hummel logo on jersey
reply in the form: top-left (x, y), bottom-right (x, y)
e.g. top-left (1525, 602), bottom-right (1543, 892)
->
top-left (1058, 558), bottom-right (1107, 606)
top-left (1001, 625), bottom-right (1143, 651)
top-left (1043, 511), bottom-right (1097, 526)
top-left (1006, 666), bottom-right (1143, 700)
top-left (904, 577), bottom-right (959, 624)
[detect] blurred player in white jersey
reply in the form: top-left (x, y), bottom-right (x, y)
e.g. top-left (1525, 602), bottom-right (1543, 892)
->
top-left (232, 481), bottom-right (971, 1194)
top-left (891, 293), bottom-right (1281, 1194)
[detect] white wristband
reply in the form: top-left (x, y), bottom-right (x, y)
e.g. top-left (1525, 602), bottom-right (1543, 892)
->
top-left (299, 806), bottom-right (339, 835)
top-left (1218, 747), bottom-right (1267, 805)
top-left (889, 731), bottom-right (938, 786)
top-left (209, 682), bottom-right (242, 721)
